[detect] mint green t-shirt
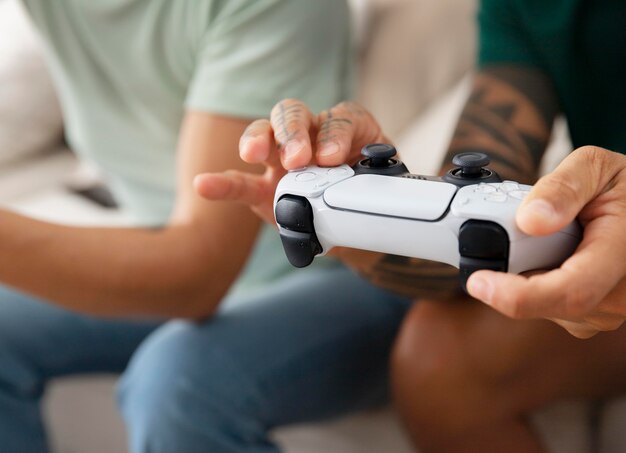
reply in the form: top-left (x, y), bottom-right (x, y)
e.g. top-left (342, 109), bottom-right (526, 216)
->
top-left (478, 0), bottom-right (626, 154)
top-left (22, 0), bottom-right (352, 294)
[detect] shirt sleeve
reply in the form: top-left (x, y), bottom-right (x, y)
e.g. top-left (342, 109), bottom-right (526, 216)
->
top-left (478, 0), bottom-right (539, 68)
top-left (186, 0), bottom-right (352, 119)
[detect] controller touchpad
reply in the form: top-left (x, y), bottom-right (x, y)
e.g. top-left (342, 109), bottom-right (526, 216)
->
top-left (323, 174), bottom-right (457, 221)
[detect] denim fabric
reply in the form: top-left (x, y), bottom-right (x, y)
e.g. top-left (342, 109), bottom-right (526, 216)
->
top-left (0, 267), bottom-right (410, 452)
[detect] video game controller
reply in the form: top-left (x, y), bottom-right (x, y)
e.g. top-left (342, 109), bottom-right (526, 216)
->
top-left (274, 144), bottom-right (581, 291)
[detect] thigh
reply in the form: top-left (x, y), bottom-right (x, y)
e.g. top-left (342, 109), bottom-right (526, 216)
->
top-left (396, 299), bottom-right (626, 414)
top-left (0, 285), bottom-right (160, 378)
top-left (124, 265), bottom-right (412, 428)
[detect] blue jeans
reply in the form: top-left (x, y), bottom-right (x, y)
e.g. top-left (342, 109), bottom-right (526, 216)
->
top-left (0, 266), bottom-right (410, 452)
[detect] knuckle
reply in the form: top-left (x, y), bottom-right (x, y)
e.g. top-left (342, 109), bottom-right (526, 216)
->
top-left (318, 109), bottom-right (331, 122)
top-left (540, 172), bottom-right (581, 201)
top-left (507, 302), bottom-right (526, 320)
top-left (269, 99), bottom-right (313, 148)
top-left (333, 100), bottom-right (355, 112)
top-left (564, 285), bottom-right (596, 318)
top-left (329, 102), bottom-right (381, 141)
top-left (586, 314), bottom-right (624, 332)
top-left (605, 318), bottom-right (625, 331)
top-left (317, 117), bottom-right (355, 147)
top-left (499, 293), bottom-right (527, 319)
top-left (575, 145), bottom-right (606, 161)
top-left (612, 306), bottom-right (626, 319)
top-left (242, 123), bottom-right (256, 137)
top-left (574, 145), bottom-right (614, 182)
top-left (320, 118), bottom-right (353, 135)
top-left (271, 98), bottom-right (302, 111)
top-left (221, 170), bottom-right (240, 198)
top-left (270, 99), bottom-right (306, 120)
top-left (600, 319), bottom-right (624, 332)
top-left (331, 101), bottom-right (367, 117)
top-left (242, 120), bottom-right (268, 137)
top-left (284, 118), bottom-right (304, 132)
top-left (568, 326), bottom-right (599, 339)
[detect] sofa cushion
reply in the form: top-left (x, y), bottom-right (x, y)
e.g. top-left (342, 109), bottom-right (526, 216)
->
top-left (355, 0), bottom-right (477, 140)
top-left (0, 0), bottom-right (63, 165)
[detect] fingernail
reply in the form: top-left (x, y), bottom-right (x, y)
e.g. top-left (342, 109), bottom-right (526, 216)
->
top-left (468, 276), bottom-right (494, 303)
top-left (522, 199), bottom-right (557, 224)
top-left (318, 143), bottom-right (340, 157)
top-left (284, 141), bottom-right (304, 161)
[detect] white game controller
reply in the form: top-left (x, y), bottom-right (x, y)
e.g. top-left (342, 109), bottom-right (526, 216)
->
top-left (274, 144), bottom-right (581, 291)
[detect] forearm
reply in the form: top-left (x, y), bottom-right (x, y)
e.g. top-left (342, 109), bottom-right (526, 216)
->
top-left (0, 207), bottom-right (260, 318)
top-left (348, 65), bottom-right (560, 300)
top-left (440, 65), bottom-right (559, 181)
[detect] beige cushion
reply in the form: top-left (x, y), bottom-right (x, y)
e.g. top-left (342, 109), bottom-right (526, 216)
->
top-left (0, 0), bottom-right (63, 165)
top-left (355, 0), bottom-right (477, 140)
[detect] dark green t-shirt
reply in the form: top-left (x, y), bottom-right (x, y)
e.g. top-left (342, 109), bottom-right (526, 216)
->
top-left (478, 0), bottom-right (626, 154)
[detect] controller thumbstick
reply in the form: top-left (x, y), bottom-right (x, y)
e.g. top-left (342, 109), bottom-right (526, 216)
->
top-left (452, 152), bottom-right (491, 177)
top-left (361, 144), bottom-right (397, 168)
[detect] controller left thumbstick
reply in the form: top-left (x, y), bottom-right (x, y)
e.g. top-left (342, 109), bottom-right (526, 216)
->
top-left (361, 144), bottom-right (397, 168)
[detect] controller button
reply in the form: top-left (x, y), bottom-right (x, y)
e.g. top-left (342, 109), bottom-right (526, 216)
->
top-left (474, 183), bottom-right (497, 194)
top-left (459, 257), bottom-right (508, 291)
top-left (275, 196), bottom-right (315, 233)
top-left (327, 168), bottom-right (349, 178)
top-left (295, 172), bottom-right (317, 182)
top-left (458, 220), bottom-right (509, 292)
top-left (457, 196), bottom-right (470, 206)
top-left (314, 179), bottom-right (330, 188)
top-left (278, 229), bottom-right (322, 268)
top-left (500, 181), bottom-right (520, 192)
top-left (459, 221), bottom-right (509, 260)
top-left (452, 152), bottom-right (491, 177)
top-left (485, 192), bottom-right (507, 203)
top-left (509, 190), bottom-right (530, 200)
top-left (361, 144), bottom-right (397, 167)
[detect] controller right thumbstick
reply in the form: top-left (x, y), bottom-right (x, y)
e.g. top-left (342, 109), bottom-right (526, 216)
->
top-left (452, 152), bottom-right (491, 177)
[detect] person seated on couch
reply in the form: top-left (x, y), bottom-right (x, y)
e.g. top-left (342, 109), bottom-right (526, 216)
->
top-left (196, 0), bottom-right (626, 450)
top-left (0, 1), bottom-right (413, 452)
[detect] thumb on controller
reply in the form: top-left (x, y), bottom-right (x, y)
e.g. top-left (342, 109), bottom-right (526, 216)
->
top-left (516, 146), bottom-right (614, 236)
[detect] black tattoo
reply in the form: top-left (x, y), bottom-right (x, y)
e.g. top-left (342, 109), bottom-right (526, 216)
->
top-left (272, 101), bottom-right (306, 148)
top-left (317, 109), bottom-right (353, 145)
top-left (340, 101), bottom-right (368, 117)
top-left (353, 65), bottom-right (561, 301)
top-left (443, 65), bottom-right (560, 182)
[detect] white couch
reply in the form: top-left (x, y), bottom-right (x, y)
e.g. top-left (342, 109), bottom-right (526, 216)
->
top-left (2, 0), bottom-right (625, 451)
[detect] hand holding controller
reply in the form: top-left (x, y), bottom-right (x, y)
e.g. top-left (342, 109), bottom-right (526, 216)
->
top-left (273, 144), bottom-right (581, 291)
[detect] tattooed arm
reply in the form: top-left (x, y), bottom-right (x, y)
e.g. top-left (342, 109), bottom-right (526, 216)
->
top-left (195, 65), bottom-right (560, 300)
top-left (441, 66), bottom-right (558, 182)
top-left (348, 65), bottom-right (560, 300)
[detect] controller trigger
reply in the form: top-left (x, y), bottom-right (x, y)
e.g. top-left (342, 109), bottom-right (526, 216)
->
top-left (458, 220), bottom-right (509, 291)
top-left (275, 195), bottom-right (322, 267)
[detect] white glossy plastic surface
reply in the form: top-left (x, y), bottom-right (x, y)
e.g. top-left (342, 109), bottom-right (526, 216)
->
top-left (275, 166), bottom-right (581, 275)
top-left (323, 174), bottom-right (457, 221)
top-left (274, 165), bottom-right (354, 201)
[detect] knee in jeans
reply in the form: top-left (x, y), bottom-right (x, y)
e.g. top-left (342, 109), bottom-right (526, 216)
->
top-left (117, 322), bottom-right (264, 447)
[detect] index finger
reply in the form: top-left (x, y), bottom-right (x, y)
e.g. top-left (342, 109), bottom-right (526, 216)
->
top-left (270, 99), bottom-right (316, 170)
top-left (239, 119), bottom-right (281, 169)
top-left (315, 101), bottom-right (387, 167)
